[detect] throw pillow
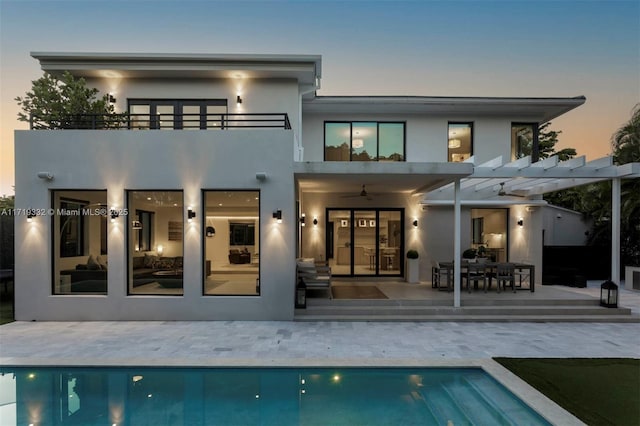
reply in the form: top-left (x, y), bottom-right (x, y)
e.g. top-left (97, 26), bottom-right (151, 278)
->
top-left (87, 254), bottom-right (101, 270)
top-left (96, 255), bottom-right (108, 270)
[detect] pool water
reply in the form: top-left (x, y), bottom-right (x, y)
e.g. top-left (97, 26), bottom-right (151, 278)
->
top-left (0, 367), bottom-right (550, 425)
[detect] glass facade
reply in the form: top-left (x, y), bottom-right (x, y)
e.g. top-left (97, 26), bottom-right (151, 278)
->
top-left (127, 191), bottom-right (184, 295)
top-left (511, 123), bottom-right (537, 160)
top-left (204, 190), bottom-right (260, 296)
top-left (448, 122), bottom-right (473, 162)
top-left (52, 190), bottom-right (108, 295)
top-left (324, 122), bottom-right (405, 161)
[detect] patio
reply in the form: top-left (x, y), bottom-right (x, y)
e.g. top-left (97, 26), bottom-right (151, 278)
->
top-left (298, 279), bottom-right (640, 322)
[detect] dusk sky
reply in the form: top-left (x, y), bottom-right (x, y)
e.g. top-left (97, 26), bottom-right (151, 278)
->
top-left (1, 0), bottom-right (638, 196)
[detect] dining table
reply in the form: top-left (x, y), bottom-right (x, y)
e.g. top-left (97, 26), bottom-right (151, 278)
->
top-left (438, 260), bottom-right (535, 292)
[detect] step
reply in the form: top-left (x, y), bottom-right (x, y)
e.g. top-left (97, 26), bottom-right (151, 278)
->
top-left (293, 314), bottom-right (640, 323)
top-left (297, 305), bottom-right (632, 316)
top-left (307, 298), bottom-right (600, 307)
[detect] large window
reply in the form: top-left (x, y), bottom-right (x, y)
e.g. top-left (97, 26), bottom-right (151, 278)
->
top-left (52, 190), bottom-right (107, 295)
top-left (324, 122), bottom-right (405, 161)
top-left (204, 190), bottom-right (259, 296)
top-left (448, 122), bottom-right (473, 162)
top-left (128, 100), bottom-right (228, 130)
top-left (511, 123), bottom-right (538, 161)
top-left (127, 191), bottom-right (183, 295)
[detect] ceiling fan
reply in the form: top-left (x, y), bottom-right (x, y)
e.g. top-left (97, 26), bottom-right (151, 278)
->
top-left (498, 182), bottom-right (526, 198)
top-left (341, 184), bottom-right (373, 200)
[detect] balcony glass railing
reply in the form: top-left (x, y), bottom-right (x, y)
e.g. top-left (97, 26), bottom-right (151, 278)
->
top-left (28, 113), bottom-right (291, 130)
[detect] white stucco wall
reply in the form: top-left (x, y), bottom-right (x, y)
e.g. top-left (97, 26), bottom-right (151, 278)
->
top-left (301, 112), bottom-right (541, 163)
top-left (86, 77), bottom-right (301, 139)
top-left (15, 129), bottom-right (295, 321)
top-left (542, 205), bottom-right (591, 246)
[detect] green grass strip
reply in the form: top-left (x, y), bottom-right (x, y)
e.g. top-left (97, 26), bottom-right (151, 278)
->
top-left (494, 357), bottom-right (640, 426)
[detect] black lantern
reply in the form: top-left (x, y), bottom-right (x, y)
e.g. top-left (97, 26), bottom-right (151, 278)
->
top-left (295, 278), bottom-right (307, 309)
top-left (600, 280), bottom-right (618, 308)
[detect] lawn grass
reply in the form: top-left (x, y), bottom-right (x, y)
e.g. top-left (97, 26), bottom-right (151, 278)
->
top-left (495, 357), bottom-right (640, 426)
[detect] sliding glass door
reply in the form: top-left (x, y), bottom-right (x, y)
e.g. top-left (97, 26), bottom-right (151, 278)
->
top-left (327, 208), bottom-right (404, 277)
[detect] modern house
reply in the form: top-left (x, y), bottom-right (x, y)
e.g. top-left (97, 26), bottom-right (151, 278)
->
top-left (14, 52), bottom-right (639, 321)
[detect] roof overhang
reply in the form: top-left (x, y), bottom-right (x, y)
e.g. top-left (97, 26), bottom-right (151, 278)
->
top-left (295, 162), bottom-right (473, 195)
top-left (303, 96), bottom-right (585, 123)
top-left (31, 52), bottom-right (322, 86)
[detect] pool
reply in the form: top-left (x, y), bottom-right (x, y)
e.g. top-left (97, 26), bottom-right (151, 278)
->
top-left (0, 367), bottom-right (550, 425)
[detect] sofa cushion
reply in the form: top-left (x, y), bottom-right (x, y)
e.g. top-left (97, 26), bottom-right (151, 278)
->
top-left (143, 254), bottom-right (158, 268)
top-left (155, 257), bottom-right (175, 270)
top-left (132, 256), bottom-right (145, 269)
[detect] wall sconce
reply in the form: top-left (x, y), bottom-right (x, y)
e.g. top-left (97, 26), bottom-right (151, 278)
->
top-left (188, 208), bottom-right (196, 222)
top-left (27, 213), bottom-right (35, 223)
top-left (157, 244), bottom-right (164, 256)
top-left (412, 219), bottom-right (418, 228)
top-left (110, 209), bottom-right (119, 221)
top-left (37, 171), bottom-right (54, 181)
top-left (300, 213), bottom-right (306, 227)
top-left (132, 220), bottom-right (142, 230)
top-left (273, 210), bottom-right (282, 224)
top-left (236, 95), bottom-right (242, 105)
top-left (255, 172), bottom-right (267, 181)
top-left (206, 226), bottom-right (216, 237)
top-left (313, 217), bottom-right (318, 226)
top-left (517, 218), bottom-right (524, 227)
top-left (108, 94), bottom-right (116, 104)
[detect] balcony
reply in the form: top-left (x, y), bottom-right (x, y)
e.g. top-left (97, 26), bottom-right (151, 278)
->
top-left (28, 112), bottom-right (291, 130)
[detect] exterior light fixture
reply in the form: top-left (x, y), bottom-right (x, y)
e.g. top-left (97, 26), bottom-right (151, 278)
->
top-left (517, 218), bottom-right (524, 227)
top-left (110, 209), bottom-right (119, 221)
top-left (313, 217), bottom-right (318, 226)
top-left (300, 213), bottom-right (306, 227)
top-left (108, 94), bottom-right (116, 104)
top-left (256, 172), bottom-right (267, 181)
top-left (132, 220), bottom-right (142, 229)
top-left (206, 226), bottom-right (216, 237)
top-left (448, 139), bottom-right (461, 149)
top-left (412, 219), bottom-right (418, 228)
top-left (273, 210), bottom-right (282, 223)
top-left (352, 139), bottom-right (364, 149)
top-left (236, 95), bottom-right (242, 105)
top-left (188, 208), bottom-right (196, 222)
top-left (600, 280), bottom-right (618, 308)
top-left (37, 171), bottom-right (54, 180)
top-left (27, 213), bottom-right (35, 223)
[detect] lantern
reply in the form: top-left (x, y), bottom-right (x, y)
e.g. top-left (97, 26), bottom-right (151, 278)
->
top-left (295, 278), bottom-right (307, 309)
top-left (600, 280), bottom-right (618, 308)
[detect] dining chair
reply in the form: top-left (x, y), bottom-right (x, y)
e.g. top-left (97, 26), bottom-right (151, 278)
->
top-left (495, 263), bottom-right (516, 293)
top-left (462, 262), bottom-right (487, 293)
top-left (514, 259), bottom-right (531, 290)
top-left (433, 261), bottom-right (453, 291)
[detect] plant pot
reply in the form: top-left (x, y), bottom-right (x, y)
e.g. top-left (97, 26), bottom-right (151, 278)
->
top-left (406, 258), bottom-right (419, 283)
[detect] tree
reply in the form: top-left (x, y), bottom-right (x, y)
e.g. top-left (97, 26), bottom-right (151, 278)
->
top-left (612, 104), bottom-right (640, 165)
top-left (15, 71), bottom-right (126, 129)
top-left (545, 105), bottom-right (640, 270)
top-left (537, 122), bottom-right (576, 161)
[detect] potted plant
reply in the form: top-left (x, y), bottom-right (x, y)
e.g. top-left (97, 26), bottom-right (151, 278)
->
top-left (462, 248), bottom-right (477, 259)
top-left (406, 249), bottom-right (420, 283)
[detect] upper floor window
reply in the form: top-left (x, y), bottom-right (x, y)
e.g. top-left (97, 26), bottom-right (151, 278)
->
top-left (324, 122), bottom-right (405, 162)
top-left (511, 123), bottom-right (538, 161)
top-left (128, 100), bottom-right (227, 130)
top-left (448, 122), bottom-right (473, 162)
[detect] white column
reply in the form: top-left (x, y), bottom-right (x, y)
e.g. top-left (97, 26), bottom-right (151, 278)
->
top-left (454, 179), bottom-right (461, 308)
top-left (612, 178), bottom-right (621, 284)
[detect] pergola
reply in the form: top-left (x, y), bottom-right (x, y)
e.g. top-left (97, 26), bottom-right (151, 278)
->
top-left (421, 155), bottom-right (640, 307)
